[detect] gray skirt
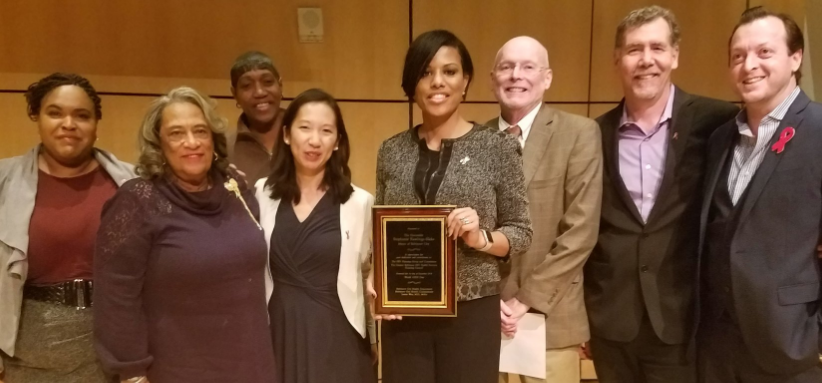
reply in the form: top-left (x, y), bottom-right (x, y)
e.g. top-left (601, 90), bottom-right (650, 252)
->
top-left (1, 299), bottom-right (108, 383)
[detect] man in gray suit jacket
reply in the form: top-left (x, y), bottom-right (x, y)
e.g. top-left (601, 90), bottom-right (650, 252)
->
top-left (491, 36), bottom-right (603, 383)
top-left (697, 8), bottom-right (822, 382)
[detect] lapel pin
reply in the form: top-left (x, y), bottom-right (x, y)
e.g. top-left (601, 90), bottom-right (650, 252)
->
top-left (771, 127), bottom-right (795, 154)
top-left (460, 156), bottom-right (470, 164)
top-left (224, 178), bottom-right (262, 230)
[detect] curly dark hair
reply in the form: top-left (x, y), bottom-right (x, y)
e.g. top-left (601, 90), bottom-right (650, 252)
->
top-left (24, 72), bottom-right (102, 121)
top-left (265, 88), bottom-right (353, 204)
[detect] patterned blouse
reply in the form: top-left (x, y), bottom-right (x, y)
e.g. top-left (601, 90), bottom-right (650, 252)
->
top-left (376, 123), bottom-right (532, 301)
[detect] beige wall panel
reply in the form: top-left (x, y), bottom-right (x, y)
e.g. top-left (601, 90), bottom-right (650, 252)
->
top-left (0, 0), bottom-right (408, 99)
top-left (0, 73), bottom-right (241, 99)
top-left (808, 0), bottom-right (822, 100)
top-left (552, 104), bottom-right (590, 117)
top-left (590, 0), bottom-right (746, 102)
top-left (0, 93), bottom-right (40, 159)
top-left (411, 103), bottom-right (590, 126)
top-left (1, 94), bottom-right (401, 195)
top-left (588, 103), bottom-right (619, 119)
top-left (749, 0), bottom-right (805, 19)
top-left (339, 103), bottom-right (408, 194)
top-left (1, 94), bottom-right (242, 163)
top-left (412, 0), bottom-right (592, 103)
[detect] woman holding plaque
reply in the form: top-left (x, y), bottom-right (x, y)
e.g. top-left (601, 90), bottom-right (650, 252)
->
top-left (374, 30), bottom-right (532, 383)
top-left (255, 88), bottom-right (377, 383)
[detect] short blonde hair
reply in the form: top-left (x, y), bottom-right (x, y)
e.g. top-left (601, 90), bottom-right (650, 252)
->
top-left (616, 6), bottom-right (681, 48)
top-left (136, 86), bottom-right (229, 179)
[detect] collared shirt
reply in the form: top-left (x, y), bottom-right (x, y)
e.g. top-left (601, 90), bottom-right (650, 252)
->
top-left (230, 115), bottom-right (276, 187)
top-left (618, 84), bottom-right (676, 222)
top-left (498, 102), bottom-right (541, 148)
top-left (728, 86), bottom-right (800, 204)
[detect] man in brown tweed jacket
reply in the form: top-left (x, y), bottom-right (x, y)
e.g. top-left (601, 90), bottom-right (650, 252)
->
top-left (490, 36), bottom-right (603, 383)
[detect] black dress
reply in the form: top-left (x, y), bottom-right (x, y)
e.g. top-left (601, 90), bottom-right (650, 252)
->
top-left (268, 193), bottom-right (375, 383)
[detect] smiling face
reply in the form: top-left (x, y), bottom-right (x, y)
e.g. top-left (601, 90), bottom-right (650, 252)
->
top-left (231, 69), bottom-right (283, 127)
top-left (616, 17), bottom-right (679, 102)
top-left (491, 37), bottom-right (552, 115)
top-left (159, 102), bottom-right (214, 188)
top-left (414, 46), bottom-right (470, 119)
top-left (729, 16), bottom-right (802, 112)
top-left (36, 85), bottom-right (98, 167)
top-left (285, 102), bottom-right (339, 176)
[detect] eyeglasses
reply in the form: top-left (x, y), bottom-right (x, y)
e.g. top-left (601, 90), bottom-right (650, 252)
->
top-left (494, 62), bottom-right (548, 77)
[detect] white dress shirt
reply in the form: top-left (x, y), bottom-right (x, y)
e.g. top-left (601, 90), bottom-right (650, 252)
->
top-left (728, 87), bottom-right (800, 204)
top-left (498, 103), bottom-right (542, 148)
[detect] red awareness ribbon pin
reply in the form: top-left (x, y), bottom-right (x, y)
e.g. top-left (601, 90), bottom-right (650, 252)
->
top-left (771, 127), bottom-right (795, 154)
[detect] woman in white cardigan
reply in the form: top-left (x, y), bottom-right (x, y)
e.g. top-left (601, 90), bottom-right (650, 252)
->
top-left (254, 88), bottom-right (376, 383)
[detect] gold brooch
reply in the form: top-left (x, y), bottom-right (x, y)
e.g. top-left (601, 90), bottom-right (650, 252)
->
top-left (224, 178), bottom-right (262, 230)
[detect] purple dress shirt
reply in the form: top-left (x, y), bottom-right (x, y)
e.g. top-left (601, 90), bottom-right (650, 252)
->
top-left (618, 86), bottom-right (675, 222)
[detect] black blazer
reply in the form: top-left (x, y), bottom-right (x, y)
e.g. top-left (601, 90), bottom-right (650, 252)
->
top-left (585, 87), bottom-right (738, 344)
top-left (697, 90), bottom-right (822, 375)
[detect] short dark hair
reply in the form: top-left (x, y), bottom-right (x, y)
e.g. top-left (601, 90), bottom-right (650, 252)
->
top-left (230, 51), bottom-right (281, 88)
top-left (265, 88), bottom-right (354, 204)
top-left (401, 30), bottom-right (474, 101)
top-left (730, 6), bottom-right (804, 83)
top-left (615, 6), bottom-right (681, 48)
top-left (25, 72), bottom-right (102, 121)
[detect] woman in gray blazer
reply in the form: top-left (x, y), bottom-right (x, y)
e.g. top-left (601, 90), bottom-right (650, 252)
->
top-left (374, 30), bottom-right (532, 383)
top-left (0, 73), bottom-right (134, 382)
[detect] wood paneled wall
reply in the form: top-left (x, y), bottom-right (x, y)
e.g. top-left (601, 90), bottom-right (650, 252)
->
top-left (0, 0), bottom-right (814, 193)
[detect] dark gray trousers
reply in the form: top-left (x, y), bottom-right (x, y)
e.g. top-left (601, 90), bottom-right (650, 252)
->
top-left (590, 313), bottom-right (696, 383)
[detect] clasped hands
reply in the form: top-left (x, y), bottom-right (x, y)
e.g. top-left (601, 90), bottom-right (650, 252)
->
top-left (500, 298), bottom-right (530, 337)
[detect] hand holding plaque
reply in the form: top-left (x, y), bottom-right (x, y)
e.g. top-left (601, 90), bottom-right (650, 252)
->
top-left (446, 207), bottom-right (483, 247)
top-left (372, 206), bottom-right (457, 317)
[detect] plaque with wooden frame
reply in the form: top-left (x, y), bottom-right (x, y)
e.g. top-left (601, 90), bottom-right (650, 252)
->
top-left (372, 205), bottom-right (457, 317)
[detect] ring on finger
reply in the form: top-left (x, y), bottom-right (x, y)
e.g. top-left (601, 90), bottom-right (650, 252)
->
top-left (460, 217), bottom-right (471, 225)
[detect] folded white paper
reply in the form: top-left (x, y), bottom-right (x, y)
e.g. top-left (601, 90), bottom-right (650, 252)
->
top-left (499, 313), bottom-right (547, 379)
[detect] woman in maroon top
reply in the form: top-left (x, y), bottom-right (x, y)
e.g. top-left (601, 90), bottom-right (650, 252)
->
top-left (93, 86), bottom-right (276, 383)
top-left (0, 73), bottom-right (134, 382)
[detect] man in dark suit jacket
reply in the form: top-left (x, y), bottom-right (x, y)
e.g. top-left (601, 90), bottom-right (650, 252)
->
top-left (583, 6), bottom-right (738, 383)
top-left (697, 8), bottom-right (822, 382)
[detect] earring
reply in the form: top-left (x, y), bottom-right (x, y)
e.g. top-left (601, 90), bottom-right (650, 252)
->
top-left (235, 103), bottom-right (241, 108)
top-left (284, 140), bottom-right (290, 145)
top-left (334, 147), bottom-right (338, 151)
top-left (213, 153), bottom-right (219, 161)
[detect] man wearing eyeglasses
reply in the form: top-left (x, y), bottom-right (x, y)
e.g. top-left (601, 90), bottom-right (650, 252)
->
top-left (583, 6), bottom-right (738, 383)
top-left (489, 36), bottom-right (603, 383)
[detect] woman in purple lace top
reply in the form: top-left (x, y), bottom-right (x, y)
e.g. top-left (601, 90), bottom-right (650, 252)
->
top-left (93, 87), bottom-right (276, 383)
